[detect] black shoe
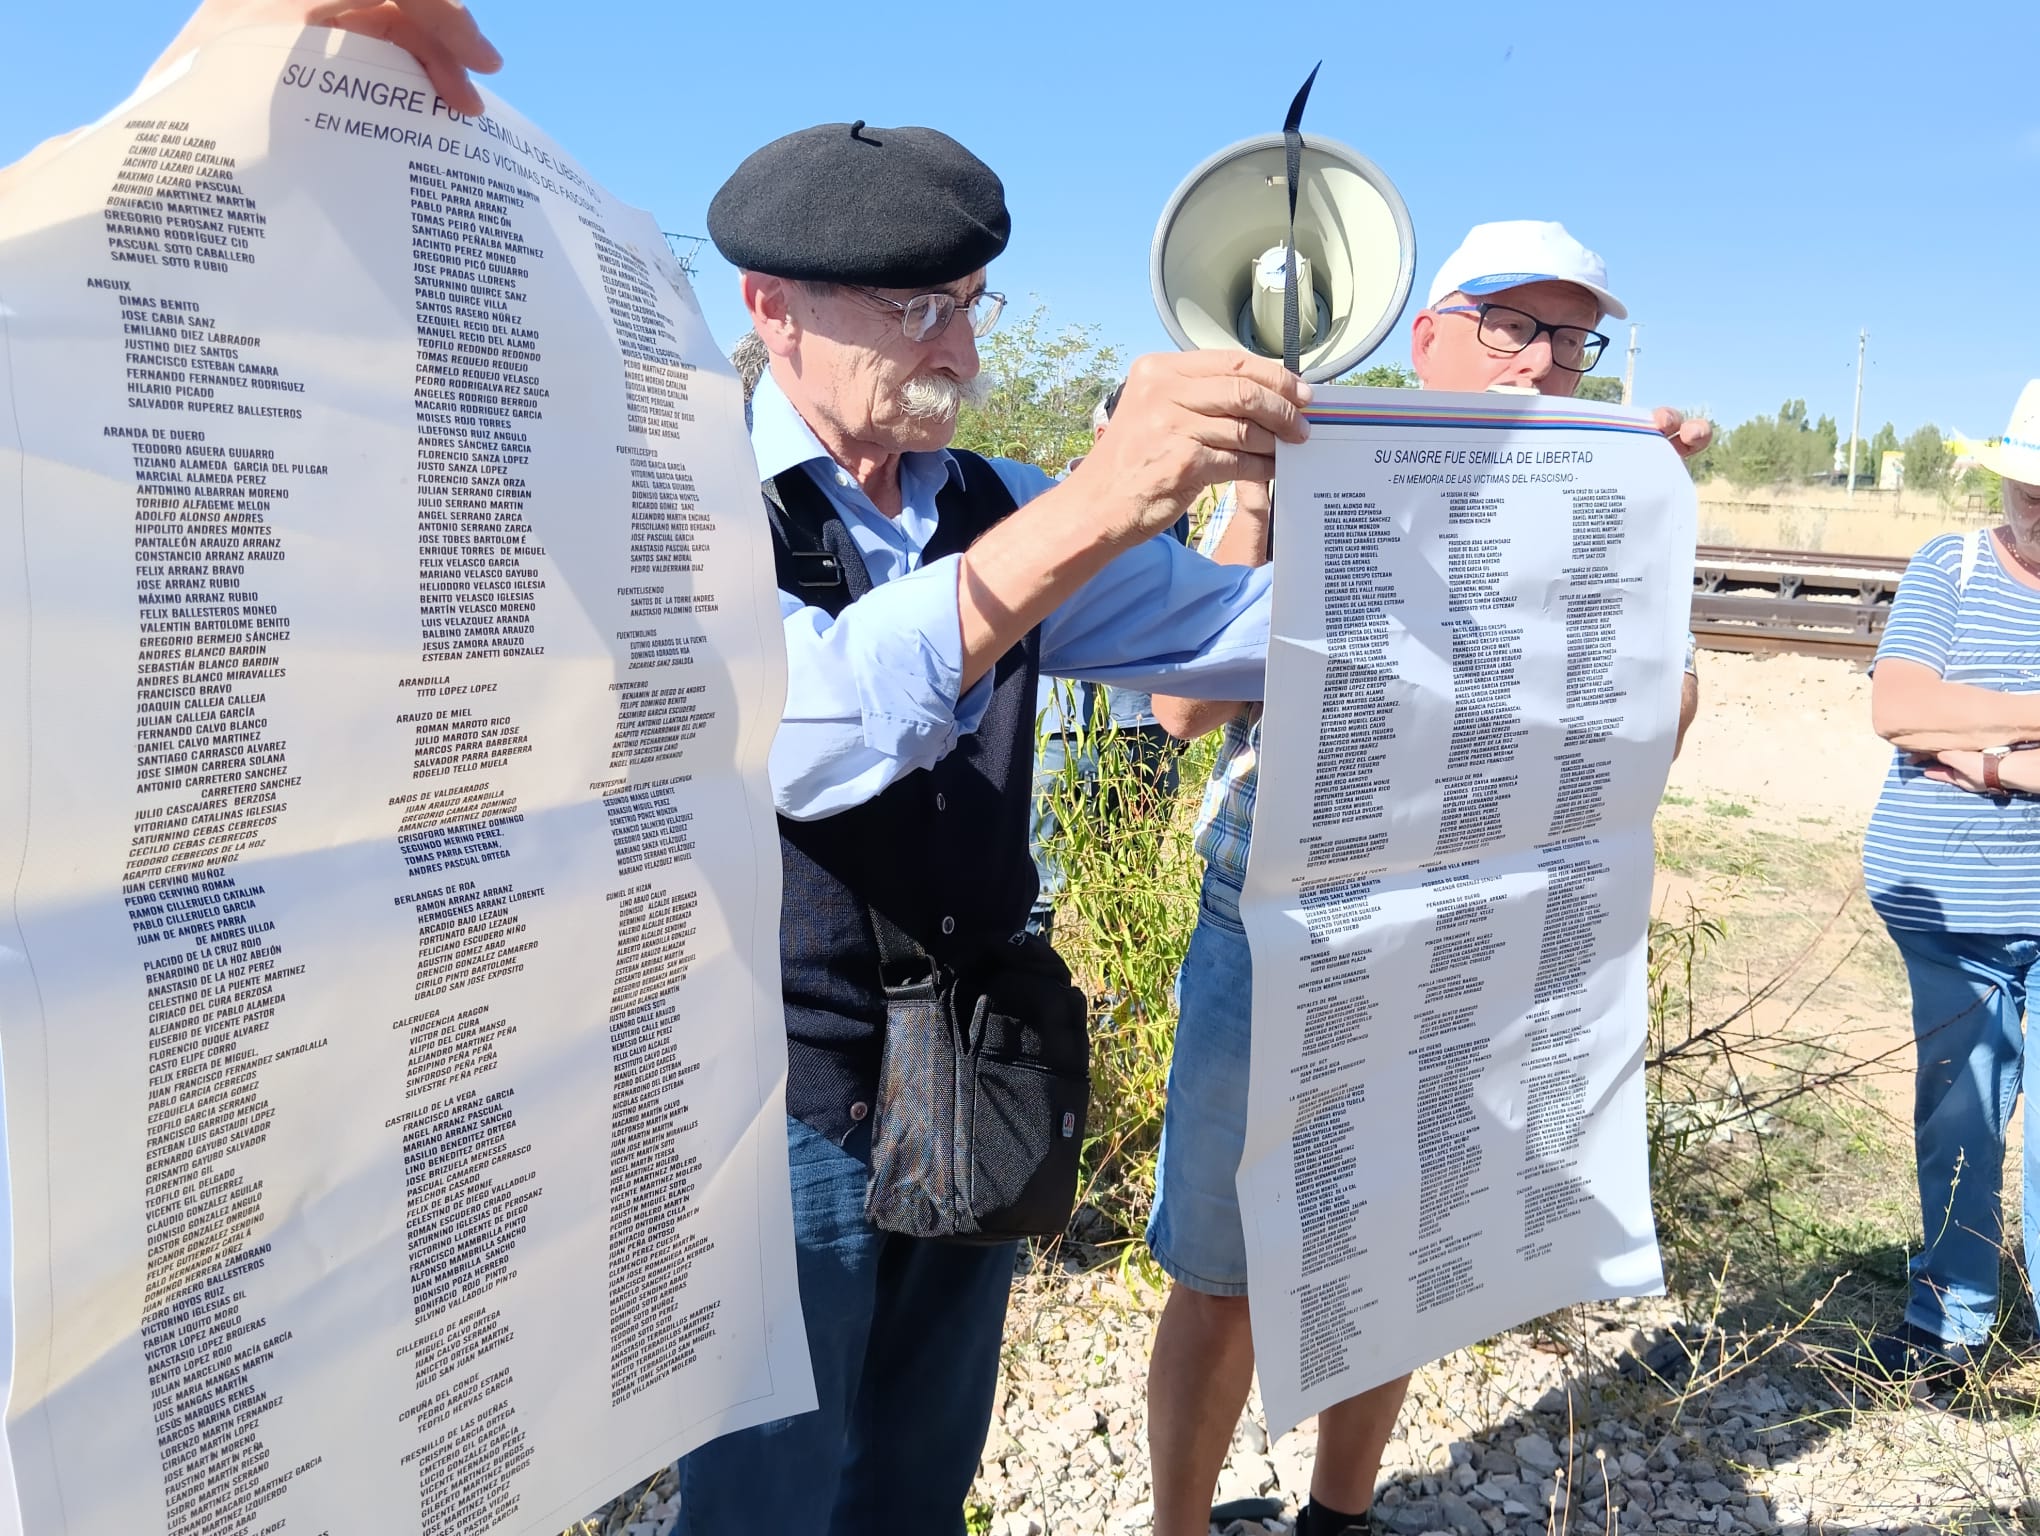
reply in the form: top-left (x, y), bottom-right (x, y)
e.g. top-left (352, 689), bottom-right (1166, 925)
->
top-left (1289, 1506), bottom-right (1377, 1536)
top-left (1211, 1496), bottom-right (1286, 1530)
top-left (1857, 1321), bottom-right (1980, 1388)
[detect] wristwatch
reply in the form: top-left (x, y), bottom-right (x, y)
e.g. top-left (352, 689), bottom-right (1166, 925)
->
top-left (1981, 742), bottom-right (2040, 793)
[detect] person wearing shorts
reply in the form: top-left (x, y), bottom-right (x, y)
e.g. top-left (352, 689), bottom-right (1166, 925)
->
top-left (1144, 221), bottom-right (1711, 1536)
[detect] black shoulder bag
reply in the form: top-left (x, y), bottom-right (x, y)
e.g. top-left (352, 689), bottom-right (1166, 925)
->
top-left (862, 910), bottom-right (1090, 1243)
top-left (764, 455), bottom-right (1091, 1244)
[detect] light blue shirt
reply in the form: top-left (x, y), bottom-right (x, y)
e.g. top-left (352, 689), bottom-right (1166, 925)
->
top-left (753, 374), bottom-right (1272, 820)
top-left (1104, 686), bottom-right (1161, 731)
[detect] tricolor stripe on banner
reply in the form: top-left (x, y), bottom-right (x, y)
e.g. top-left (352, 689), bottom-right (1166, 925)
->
top-left (1303, 402), bottom-right (1660, 435)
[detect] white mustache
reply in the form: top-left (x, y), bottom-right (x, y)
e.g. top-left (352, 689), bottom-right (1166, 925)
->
top-left (899, 373), bottom-right (989, 420)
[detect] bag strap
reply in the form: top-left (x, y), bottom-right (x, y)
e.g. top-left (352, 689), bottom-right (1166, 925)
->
top-left (761, 478), bottom-right (927, 987)
top-left (1957, 526), bottom-right (1989, 598)
top-left (766, 449), bottom-right (1018, 614)
top-left (763, 468), bottom-right (870, 617)
top-left (865, 453), bottom-right (1000, 999)
top-left (763, 447), bottom-right (1022, 994)
top-left (869, 902), bottom-right (942, 1001)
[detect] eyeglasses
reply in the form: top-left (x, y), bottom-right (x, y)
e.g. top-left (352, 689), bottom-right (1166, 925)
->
top-left (849, 286), bottom-right (1006, 343)
top-left (1435, 302), bottom-right (1609, 373)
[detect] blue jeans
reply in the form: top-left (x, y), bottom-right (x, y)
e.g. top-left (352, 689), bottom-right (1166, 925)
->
top-left (1887, 924), bottom-right (2040, 1346)
top-left (1146, 868), bottom-right (1255, 1295)
top-left (676, 1117), bottom-right (1018, 1535)
top-left (1028, 732), bottom-right (1093, 939)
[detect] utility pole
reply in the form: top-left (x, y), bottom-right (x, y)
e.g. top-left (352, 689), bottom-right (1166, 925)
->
top-left (1846, 327), bottom-right (1867, 499)
top-left (661, 231), bottom-right (708, 277)
top-left (1622, 325), bottom-right (1640, 406)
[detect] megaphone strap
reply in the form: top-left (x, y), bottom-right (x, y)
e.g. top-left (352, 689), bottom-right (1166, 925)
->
top-left (1280, 63), bottom-right (1322, 377)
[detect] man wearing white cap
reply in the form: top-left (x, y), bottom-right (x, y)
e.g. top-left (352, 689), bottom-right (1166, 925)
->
top-left (1422, 223), bottom-right (1704, 748)
top-left (1859, 379), bottom-right (2040, 1385)
top-left (1143, 222), bottom-right (1710, 1536)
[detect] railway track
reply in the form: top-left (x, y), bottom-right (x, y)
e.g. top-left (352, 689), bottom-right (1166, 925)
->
top-left (1689, 543), bottom-right (1910, 660)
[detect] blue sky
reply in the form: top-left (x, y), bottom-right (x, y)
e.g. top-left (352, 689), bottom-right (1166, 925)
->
top-left (5, 1), bottom-right (2036, 439)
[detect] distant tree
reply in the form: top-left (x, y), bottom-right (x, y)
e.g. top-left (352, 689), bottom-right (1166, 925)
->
top-left (1903, 423), bottom-right (1952, 491)
top-left (1689, 407), bottom-right (1974, 495)
top-left (1574, 376), bottom-right (1624, 403)
top-left (1867, 421), bottom-right (1901, 474)
top-left (1696, 399), bottom-right (1845, 489)
top-left (951, 305), bottom-right (1121, 473)
top-left (1680, 421), bottom-right (1721, 482)
top-left (1333, 362), bottom-right (1417, 388)
top-left (1813, 413), bottom-right (1840, 465)
top-left (1721, 417), bottom-right (1794, 488)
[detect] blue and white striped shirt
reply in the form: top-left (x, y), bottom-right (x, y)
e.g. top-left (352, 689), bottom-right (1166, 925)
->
top-left (1863, 531), bottom-right (2040, 934)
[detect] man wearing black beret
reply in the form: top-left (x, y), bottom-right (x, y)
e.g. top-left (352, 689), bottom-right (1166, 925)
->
top-left (676, 119), bottom-right (1312, 1534)
top-left (17, 3), bottom-right (1307, 1531)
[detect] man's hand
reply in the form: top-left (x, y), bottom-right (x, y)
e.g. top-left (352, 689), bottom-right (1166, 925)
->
top-left (1070, 352), bottom-right (1312, 550)
top-left (147, 0), bottom-right (501, 114)
top-left (1653, 407), bottom-right (1713, 461)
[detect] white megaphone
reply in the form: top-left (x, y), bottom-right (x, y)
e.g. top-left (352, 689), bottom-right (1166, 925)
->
top-left (1150, 76), bottom-right (1415, 383)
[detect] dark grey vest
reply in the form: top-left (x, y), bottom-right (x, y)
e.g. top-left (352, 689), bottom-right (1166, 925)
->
top-left (766, 452), bottom-right (1040, 1141)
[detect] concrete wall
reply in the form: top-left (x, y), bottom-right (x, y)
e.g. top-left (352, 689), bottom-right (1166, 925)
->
top-left (1695, 482), bottom-right (1993, 557)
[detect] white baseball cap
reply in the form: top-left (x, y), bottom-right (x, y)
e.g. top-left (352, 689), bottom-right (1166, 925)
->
top-left (1426, 220), bottom-right (1628, 321)
top-left (1975, 380), bottom-right (2040, 487)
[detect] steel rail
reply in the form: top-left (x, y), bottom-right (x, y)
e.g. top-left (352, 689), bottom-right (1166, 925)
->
top-left (1687, 542), bottom-right (1906, 660)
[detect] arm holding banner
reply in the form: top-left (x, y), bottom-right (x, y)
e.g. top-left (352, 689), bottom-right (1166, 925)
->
top-left (0, 0), bottom-right (500, 198)
top-left (1, 22), bottom-right (821, 1531)
top-left (1150, 479), bottom-right (1271, 741)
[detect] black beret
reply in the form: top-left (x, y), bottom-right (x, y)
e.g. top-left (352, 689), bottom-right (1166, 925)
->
top-left (707, 121), bottom-right (1010, 289)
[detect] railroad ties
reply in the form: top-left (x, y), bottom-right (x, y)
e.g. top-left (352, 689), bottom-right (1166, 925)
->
top-left (1689, 544), bottom-right (1909, 661)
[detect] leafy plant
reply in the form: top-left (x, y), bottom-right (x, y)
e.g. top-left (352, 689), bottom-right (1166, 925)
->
top-left (1033, 692), bottom-right (1218, 1239)
top-left (951, 304), bottom-right (1121, 473)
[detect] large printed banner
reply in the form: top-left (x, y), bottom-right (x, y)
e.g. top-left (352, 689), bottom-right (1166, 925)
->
top-left (0, 28), bottom-right (812, 1535)
top-left (1240, 388), bottom-right (1695, 1434)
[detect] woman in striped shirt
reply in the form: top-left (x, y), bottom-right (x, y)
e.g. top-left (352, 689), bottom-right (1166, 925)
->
top-left (1863, 380), bottom-right (2040, 1383)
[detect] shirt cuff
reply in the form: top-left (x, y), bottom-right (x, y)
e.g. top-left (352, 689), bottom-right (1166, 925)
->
top-left (954, 672), bottom-right (994, 736)
top-left (842, 552), bottom-right (974, 759)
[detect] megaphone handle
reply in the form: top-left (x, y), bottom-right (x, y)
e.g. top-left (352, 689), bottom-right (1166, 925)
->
top-left (1280, 63), bottom-right (1321, 376)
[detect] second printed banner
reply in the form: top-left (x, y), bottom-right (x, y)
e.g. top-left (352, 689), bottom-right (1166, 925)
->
top-left (1240, 387), bottom-right (1695, 1434)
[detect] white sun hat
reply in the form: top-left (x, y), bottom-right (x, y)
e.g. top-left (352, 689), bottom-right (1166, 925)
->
top-left (1975, 380), bottom-right (2040, 487)
top-left (1426, 220), bottom-right (1628, 321)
